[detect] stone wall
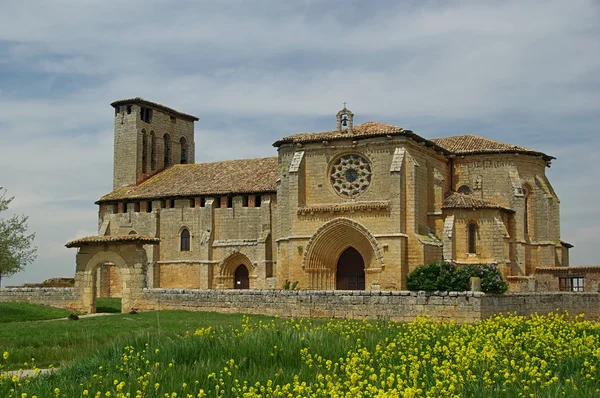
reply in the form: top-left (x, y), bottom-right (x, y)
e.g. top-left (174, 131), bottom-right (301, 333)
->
top-left (480, 293), bottom-right (600, 319)
top-left (134, 289), bottom-right (600, 323)
top-left (0, 288), bottom-right (79, 311)
top-left (137, 289), bottom-right (484, 323)
top-left (2, 287), bottom-right (598, 322)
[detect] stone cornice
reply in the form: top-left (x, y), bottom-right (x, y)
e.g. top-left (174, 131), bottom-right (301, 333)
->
top-left (297, 201), bottom-right (390, 215)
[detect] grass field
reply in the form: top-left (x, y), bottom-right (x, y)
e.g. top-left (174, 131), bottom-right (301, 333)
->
top-left (1, 307), bottom-right (600, 397)
top-left (0, 302), bottom-right (71, 323)
top-left (0, 307), bottom-right (272, 370)
top-left (95, 297), bottom-right (121, 313)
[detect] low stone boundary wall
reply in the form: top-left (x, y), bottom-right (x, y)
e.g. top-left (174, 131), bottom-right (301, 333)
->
top-left (0, 288), bottom-right (80, 311)
top-left (137, 289), bottom-right (600, 322)
top-left (481, 292), bottom-right (600, 319)
top-left (138, 289), bottom-right (486, 323)
top-left (2, 287), bottom-right (599, 322)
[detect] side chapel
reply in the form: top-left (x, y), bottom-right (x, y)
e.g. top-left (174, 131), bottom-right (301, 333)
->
top-left (66, 97), bottom-right (595, 311)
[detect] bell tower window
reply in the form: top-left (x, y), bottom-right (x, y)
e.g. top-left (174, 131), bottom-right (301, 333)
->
top-left (163, 134), bottom-right (171, 167)
top-left (141, 130), bottom-right (148, 173)
top-left (180, 137), bottom-right (188, 164)
top-left (140, 107), bottom-right (152, 123)
top-left (150, 131), bottom-right (157, 171)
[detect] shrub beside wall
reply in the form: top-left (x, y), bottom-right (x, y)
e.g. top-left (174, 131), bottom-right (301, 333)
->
top-left (406, 262), bottom-right (508, 293)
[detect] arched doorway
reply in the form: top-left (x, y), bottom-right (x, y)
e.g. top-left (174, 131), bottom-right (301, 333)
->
top-left (234, 265), bottom-right (249, 289)
top-left (336, 247), bottom-right (365, 290)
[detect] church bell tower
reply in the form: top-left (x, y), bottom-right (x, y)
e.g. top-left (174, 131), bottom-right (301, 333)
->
top-left (110, 98), bottom-right (198, 189)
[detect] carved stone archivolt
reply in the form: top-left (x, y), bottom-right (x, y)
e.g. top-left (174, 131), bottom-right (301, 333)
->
top-left (329, 153), bottom-right (372, 198)
top-left (302, 218), bottom-right (385, 289)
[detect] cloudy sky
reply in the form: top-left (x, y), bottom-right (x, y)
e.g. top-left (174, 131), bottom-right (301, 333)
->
top-left (1, 0), bottom-right (599, 286)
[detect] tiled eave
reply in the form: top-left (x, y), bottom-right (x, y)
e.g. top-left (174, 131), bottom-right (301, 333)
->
top-left (65, 235), bottom-right (160, 248)
top-left (298, 201), bottom-right (390, 215)
top-left (111, 97), bottom-right (199, 121)
top-left (442, 192), bottom-right (515, 213)
top-left (96, 189), bottom-right (277, 204)
top-left (535, 266), bottom-right (600, 275)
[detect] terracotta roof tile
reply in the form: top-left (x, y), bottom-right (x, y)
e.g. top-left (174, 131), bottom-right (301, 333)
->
top-left (111, 97), bottom-right (199, 121)
top-left (431, 134), bottom-right (554, 161)
top-left (97, 157), bottom-right (278, 203)
top-left (65, 235), bottom-right (160, 248)
top-left (442, 192), bottom-right (514, 213)
top-left (273, 122), bottom-right (449, 153)
top-left (535, 266), bottom-right (600, 274)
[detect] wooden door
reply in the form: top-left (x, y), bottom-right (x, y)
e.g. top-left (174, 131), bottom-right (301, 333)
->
top-left (234, 265), bottom-right (249, 289)
top-left (336, 247), bottom-right (365, 290)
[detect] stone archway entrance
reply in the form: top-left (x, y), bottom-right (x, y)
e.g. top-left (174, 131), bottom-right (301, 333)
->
top-left (216, 251), bottom-right (256, 289)
top-left (336, 247), bottom-right (365, 290)
top-left (303, 218), bottom-right (384, 289)
top-left (234, 265), bottom-right (249, 289)
top-left (66, 235), bottom-right (160, 313)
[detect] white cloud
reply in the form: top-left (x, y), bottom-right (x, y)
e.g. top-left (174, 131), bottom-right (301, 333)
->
top-left (1, 0), bottom-right (600, 285)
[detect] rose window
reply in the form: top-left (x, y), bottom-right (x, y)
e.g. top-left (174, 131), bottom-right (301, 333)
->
top-left (330, 154), bottom-right (372, 198)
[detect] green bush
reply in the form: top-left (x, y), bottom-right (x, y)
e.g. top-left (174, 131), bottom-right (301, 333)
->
top-left (406, 262), bottom-right (508, 294)
top-left (462, 264), bottom-right (508, 294)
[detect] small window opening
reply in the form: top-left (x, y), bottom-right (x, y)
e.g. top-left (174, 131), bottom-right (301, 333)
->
top-left (160, 199), bottom-right (166, 209)
top-left (170, 115), bottom-right (176, 123)
top-left (458, 185), bottom-right (472, 195)
top-left (200, 197), bottom-right (206, 207)
top-left (180, 137), bottom-right (187, 164)
top-left (121, 202), bottom-right (128, 213)
top-left (126, 105), bottom-right (132, 114)
top-left (146, 201), bottom-right (152, 213)
top-left (112, 203), bottom-right (118, 214)
top-left (150, 132), bottom-right (157, 171)
top-left (180, 229), bottom-right (190, 251)
top-left (133, 202), bottom-right (140, 212)
top-left (190, 198), bottom-right (196, 208)
top-left (468, 222), bottom-right (477, 254)
top-left (559, 277), bottom-right (584, 292)
top-left (142, 130), bottom-right (148, 174)
top-left (523, 185), bottom-right (533, 237)
top-left (168, 199), bottom-right (175, 209)
top-left (255, 195), bottom-right (262, 208)
top-left (140, 107), bottom-right (152, 123)
top-left (242, 195), bottom-right (249, 207)
top-left (227, 196), bottom-right (233, 208)
top-left (129, 230), bottom-right (137, 235)
top-left (164, 134), bottom-right (171, 167)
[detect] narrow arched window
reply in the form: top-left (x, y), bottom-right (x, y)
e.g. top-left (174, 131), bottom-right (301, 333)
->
top-left (180, 137), bottom-right (187, 164)
top-left (457, 185), bottom-right (471, 195)
top-left (468, 222), bottom-right (477, 254)
top-left (180, 228), bottom-right (190, 251)
top-left (141, 130), bottom-right (148, 173)
top-left (150, 131), bottom-right (157, 171)
top-left (523, 185), bottom-right (532, 237)
top-left (163, 134), bottom-right (171, 168)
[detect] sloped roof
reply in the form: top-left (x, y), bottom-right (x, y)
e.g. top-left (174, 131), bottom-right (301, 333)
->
top-left (97, 157), bottom-right (278, 203)
top-left (431, 134), bottom-right (554, 161)
top-left (65, 235), bottom-right (160, 248)
top-left (111, 97), bottom-right (199, 121)
top-left (442, 192), bottom-right (514, 213)
top-left (535, 266), bottom-right (600, 275)
top-left (273, 122), bottom-right (449, 153)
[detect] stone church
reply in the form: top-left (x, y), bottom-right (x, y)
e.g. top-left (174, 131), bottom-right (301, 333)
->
top-left (66, 97), bottom-right (595, 311)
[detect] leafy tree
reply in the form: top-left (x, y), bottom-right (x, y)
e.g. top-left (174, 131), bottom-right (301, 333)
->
top-left (0, 190), bottom-right (37, 287)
